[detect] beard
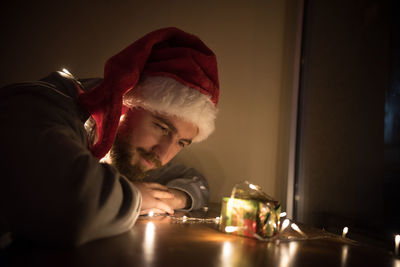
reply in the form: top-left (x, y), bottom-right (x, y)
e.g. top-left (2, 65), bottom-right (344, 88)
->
top-left (110, 133), bottom-right (162, 181)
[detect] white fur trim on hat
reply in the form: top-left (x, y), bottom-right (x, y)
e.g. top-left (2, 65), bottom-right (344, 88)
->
top-left (123, 76), bottom-right (218, 142)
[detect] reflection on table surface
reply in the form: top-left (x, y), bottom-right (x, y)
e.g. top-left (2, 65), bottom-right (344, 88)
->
top-left (1, 204), bottom-right (399, 267)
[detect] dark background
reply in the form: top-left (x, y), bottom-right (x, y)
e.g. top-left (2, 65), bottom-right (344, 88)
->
top-left (295, 0), bottom-right (399, 250)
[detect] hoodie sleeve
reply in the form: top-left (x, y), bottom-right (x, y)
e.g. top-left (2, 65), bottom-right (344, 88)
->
top-left (144, 162), bottom-right (210, 211)
top-left (0, 75), bottom-right (141, 247)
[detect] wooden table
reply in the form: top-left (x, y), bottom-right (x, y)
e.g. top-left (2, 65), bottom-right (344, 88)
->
top-left (1, 204), bottom-right (399, 267)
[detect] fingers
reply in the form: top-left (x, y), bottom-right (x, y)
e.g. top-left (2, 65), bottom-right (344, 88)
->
top-left (155, 200), bottom-right (174, 214)
top-left (150, 189), bottom-right (174, 199)
top-left (133, 182), bottom-right (175, 214)
top-left (140, 201), bottom-right (174, 215)
top-left (161, 188), bottom-right (189, 209)
top-left (143, 182), bottom-right (170, 191)
top-left (140, 208), bottom-right (166, 215)
top-left (134, 182), bottom-right (173, 199)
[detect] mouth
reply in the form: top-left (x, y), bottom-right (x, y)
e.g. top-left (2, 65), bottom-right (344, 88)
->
top-left (140, 157), bottom-right (156, 169)
top-left (136, 148), bottom-right (162, 169)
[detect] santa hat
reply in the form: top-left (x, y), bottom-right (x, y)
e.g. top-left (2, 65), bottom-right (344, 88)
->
top-left (78, 27), bottom-right (219, 159)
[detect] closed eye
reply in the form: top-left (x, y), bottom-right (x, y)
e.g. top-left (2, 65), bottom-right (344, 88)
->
top-left (153, 122), bottom-right (169, 135)
top-left (178, 140), bottom-right (186, 148)
top-left (178, 139), bottom-right (191, 148)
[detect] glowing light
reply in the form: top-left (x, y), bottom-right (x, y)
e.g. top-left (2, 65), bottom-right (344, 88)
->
top-left (289, 242), bottom-right (297, 254)
top-left (290, 223), bottom-right (300, 232)
top-left (342, 227), bottom-right (349, 238)
top-left (144, 222), bottom-right (155, 264)
top-left (249, 183), bottom-right (257, 190)
top-left (341, 245), bottom-right (348, 267)
top-left (222, 241), bottom-right (233, 257)
top-left (395, 234), bottom-right (400, 256)
top-left (62, 68), bottom-right (72, 75)
top-left (227, 197), bottom-right (235, 212)
top-left (290, 223), bottom-right (305, 236)
top-left (215, 216), bottom-right (220, 224)
top-left (279, 248), bottom-right (290, 267)
top-left (148, 211), bottom-right (154, 217)
top-left (225, 226), bottom-right (239, 233)
top-left (279, 242), bottom-right (298, 267)
top-left (281, 219), bottom-right (290, 231)
top-left (182, 216), bottom-right (187, 222)
top-left (280, 212), bottom-right (287, 218)
top-left (220, 241), bottom-right (233, 267)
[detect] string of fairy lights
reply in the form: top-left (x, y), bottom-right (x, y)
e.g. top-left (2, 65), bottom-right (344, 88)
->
top-left (145, 181), bottom-right (400, 257)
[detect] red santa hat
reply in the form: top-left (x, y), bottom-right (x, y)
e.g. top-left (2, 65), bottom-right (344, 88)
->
top-left (78, 27), bottom-right (220, 159)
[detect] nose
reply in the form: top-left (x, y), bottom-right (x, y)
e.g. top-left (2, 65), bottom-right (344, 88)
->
top-left (151, 135), bottom-right (177, 165)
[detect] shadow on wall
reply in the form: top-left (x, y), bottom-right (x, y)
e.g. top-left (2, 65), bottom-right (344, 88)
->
top-left (173, 147), bottom-right (228, 203)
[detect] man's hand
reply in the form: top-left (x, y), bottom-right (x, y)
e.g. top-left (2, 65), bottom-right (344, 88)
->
top-left (133, 182), bottom-right (175, 215)
top-left (162, 188), bottom-right (190, 210)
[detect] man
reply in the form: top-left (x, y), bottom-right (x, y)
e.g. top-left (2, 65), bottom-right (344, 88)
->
top-left (0, 27), bottom-right (219, 246)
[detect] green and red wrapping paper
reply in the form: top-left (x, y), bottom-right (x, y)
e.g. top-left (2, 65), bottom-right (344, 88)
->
top-left (219, 182), bottom-right (281, 239)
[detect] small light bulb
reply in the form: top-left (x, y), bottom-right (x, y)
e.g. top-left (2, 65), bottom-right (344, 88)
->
top-left (291, 223), bottom-right (301, 232)
top-left (281, 219), bottom-right (290, 231)
top-left (225, 226), bottom-right (239, 233)
top-left (62, 68), bottom-right (71, 75)
top-left (342, 227), bottom-right (349, 238)
top-left (395, 234), bottom-right (400, 256)
top-left (249, 183), bottom-right (257, 190)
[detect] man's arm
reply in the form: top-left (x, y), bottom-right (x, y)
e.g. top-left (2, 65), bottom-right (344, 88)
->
top-left (143, 162), bottom-right (210, 211)
top-left (0, 78), bottom-right (141, 246)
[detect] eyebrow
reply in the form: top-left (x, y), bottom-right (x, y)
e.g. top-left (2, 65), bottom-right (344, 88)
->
top-left (153, 115), bottom-right (193, 145)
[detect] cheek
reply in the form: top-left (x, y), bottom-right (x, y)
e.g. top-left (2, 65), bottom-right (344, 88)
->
top-left (124, 124), bottom-right (159, 149)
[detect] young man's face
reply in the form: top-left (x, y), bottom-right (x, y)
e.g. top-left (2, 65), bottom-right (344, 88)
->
top-left (110, 107), bottom-right (198, 180)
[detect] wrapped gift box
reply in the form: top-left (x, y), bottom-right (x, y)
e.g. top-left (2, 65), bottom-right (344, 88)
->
top-left (219, 197), bottom-right (281, 239)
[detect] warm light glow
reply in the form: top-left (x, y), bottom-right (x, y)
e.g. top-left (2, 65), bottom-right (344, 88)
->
top-left (279, 242), bottom-right (298, 267)
top-left (290, 223), bottom-right (300, 232)
top-left (289, 242), bottom-right (297, 254)
top-left (62, 68), bottom-right (72, 75)
top-left (182, 215), bottom-right (187, 222)
top-left (395, 234), bottom-right (400, 256)
top-left (148, 211), bottom-right (154, 217)
top-left (281, 219), bottom-right (290, 231)
top-left (215, 216), bottom-right (220, 224)
top-left (280, 212), bottom-right (287, 218)
top-left (290, 223), bottom-right (305, 236)
top-left (225, 226), bottom-right (239, 233)
top-left (342, 227), bottom-right (349, 238)
top-left (227, 197), bottom-right (234, 210)
top-left (279, 248), bottom-right (290, 267)
top-left (144, 222), bottom-right (155, 264)
top-left (220, 241), bottom-right (233, 267)
top-left (249, 183), bottom-right (257, 190)
top-left (341, 245), bottom-right (349, 267)
top-left (222, 241), bottom-right (233, 257)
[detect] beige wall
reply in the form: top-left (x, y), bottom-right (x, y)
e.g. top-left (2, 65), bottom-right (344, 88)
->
top-left (0, 0), bottom-right (300, 209)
